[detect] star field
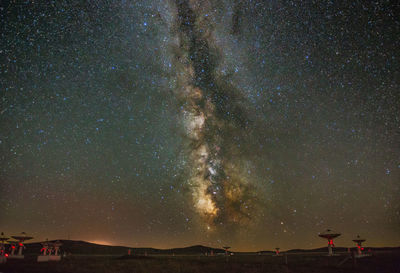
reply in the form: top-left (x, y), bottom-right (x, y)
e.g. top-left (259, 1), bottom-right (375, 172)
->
top-left (0, 0), bottom-right (399, 251)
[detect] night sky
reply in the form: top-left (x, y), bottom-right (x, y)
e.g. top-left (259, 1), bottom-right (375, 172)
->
top-left (1, 0), bottom-right (399, 251)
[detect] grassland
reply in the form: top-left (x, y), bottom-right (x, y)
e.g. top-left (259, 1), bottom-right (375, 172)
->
top-left (0, 251), bottom-right (399, 273)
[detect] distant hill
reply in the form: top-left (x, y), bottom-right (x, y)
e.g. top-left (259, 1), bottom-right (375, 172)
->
top-left (258, 250), bottom-right (275, 254)
top-left (161, 245), bottom-right (225, 255)
top-left (24, 240), bottom-right (225, 256)
top-left (24, 240), bottom-right (131, 255)
top-left (285, 247), bottom-right (348, 253)
top-left (281, 246), bottom-right (400, 253)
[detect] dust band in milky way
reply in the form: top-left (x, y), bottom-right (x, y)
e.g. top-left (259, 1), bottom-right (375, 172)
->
top-left (170, 0), bottom-right (258, 231)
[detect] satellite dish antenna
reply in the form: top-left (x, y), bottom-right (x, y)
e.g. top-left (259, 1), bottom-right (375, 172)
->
top-left (222, 246), bottom-right (231, 255)
top-left (352, 235), bottom-right (366, 256)
top-left (0, 232), bottom-right (9, 243)
top-left (42, 240), bottom-right (50, 255)
top-left (38, 239), bottom-right (50, 262)
top-left (10, 232), bottom-right (33, 259)
top-left (7, 239), bottom-right (18, 256)
top-left (50, 240), bottom-right (63, 261)
top-left (318, 229), bottom-right (341, 256)
top-left (38, 240), bottom-right (63, 262)
top-left (11, 232), bottom-right (33, 242)
top-left (0, 232), bottom-right (9, 264)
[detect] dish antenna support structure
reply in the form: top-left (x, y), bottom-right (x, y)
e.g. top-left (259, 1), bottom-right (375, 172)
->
top-left (7, 240), bottom-right (18, 256)
top-left (0, 232), bottom-right (9, 264)
top-left (318, 229), bottom-right (341, 256)
top-left (352, 235), bottom-right (366, 256)
top-left (9, 232), bottom-right (33, 259)
top-left (223, 246), bottom-right (231, 256)
top-left (38, 240), bottom-right (63, 262)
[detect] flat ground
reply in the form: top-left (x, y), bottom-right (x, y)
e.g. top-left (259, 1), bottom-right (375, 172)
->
top-left (0, 251), bottom-right (399, 273)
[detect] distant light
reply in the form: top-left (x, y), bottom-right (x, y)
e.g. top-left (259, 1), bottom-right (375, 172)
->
top-left (89, 240), bottom-right (113, 246)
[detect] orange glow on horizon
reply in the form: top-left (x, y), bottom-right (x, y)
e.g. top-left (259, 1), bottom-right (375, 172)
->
top-left (88, 240), bottom-right (114, 246)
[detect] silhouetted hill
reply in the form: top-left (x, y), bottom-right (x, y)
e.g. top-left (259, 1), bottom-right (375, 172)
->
top-left (165, 245), bottom-right (225, 255)
top-left (285, 247), bottom-right (348, 253)
top-left (258, 250), bottom-right (275, 254)
top-left (24, 240), bottom-right (225, 255)
top-left (25, 240), bottom-right (132, 255)
top-left (282, 246), bottom-right (400, 253)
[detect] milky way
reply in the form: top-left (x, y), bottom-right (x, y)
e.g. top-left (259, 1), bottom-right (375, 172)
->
top-left (168, 0), bottom-right (259, 233)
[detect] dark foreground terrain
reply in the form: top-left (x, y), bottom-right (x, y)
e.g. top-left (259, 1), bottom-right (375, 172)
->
top-left (1, 251), bottom-right (399, 273)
